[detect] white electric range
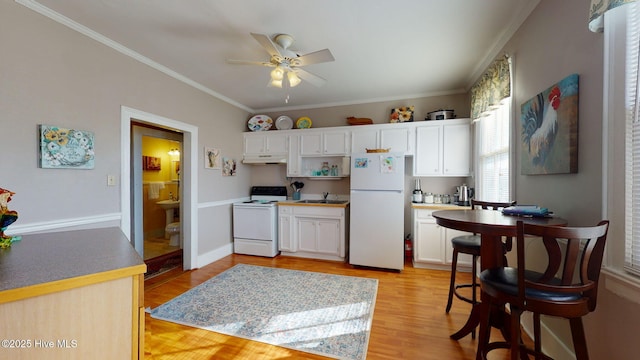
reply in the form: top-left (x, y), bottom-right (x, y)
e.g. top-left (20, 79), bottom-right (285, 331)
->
top-left (232, 186), bottom-right (287, 257)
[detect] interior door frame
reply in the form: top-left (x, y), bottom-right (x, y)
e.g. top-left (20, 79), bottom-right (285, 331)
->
top-left (121, 106), bottom-right (198, 270)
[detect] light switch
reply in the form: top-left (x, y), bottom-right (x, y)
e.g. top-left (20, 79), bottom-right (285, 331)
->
top-left (107, 175), bottom-right (117, 186)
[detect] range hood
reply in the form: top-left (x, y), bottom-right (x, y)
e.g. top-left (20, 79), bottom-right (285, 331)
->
top-left (242, 154), bottom-right (287, 165)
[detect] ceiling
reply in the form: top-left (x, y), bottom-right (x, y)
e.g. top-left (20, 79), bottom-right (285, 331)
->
top-left (20, 0), bottom-right (539, 113)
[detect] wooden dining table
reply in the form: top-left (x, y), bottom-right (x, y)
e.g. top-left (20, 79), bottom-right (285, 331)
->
top-left (432, 209), bottom-right (568, 340)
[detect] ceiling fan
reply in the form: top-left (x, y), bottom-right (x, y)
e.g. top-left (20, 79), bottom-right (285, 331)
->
top-left (227, 33), bottom-right (335, 88)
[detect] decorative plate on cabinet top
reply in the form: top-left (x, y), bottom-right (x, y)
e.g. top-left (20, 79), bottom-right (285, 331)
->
top-left (296, 116), bottom-right (312, 129)
top-left (247, 115), bottom-right (273, 131)
top-left (275, 115), bottom-right (293, 130)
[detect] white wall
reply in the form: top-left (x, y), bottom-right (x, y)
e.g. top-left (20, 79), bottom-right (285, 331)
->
top-left (500, 0), bottom-right (640, 359)
top-left (0, 1), bottom-right (251, 263)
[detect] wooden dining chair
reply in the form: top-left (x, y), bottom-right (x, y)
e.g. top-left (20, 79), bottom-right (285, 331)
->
top-left (445, 199), bottom-right (516, 317)
top-left (476, 219), bottom-right (610, 360)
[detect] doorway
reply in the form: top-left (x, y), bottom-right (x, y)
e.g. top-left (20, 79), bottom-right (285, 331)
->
top-left (133, 124), bottom-right (183, 273)
top-left (120, 106), bottom-right (199, 271)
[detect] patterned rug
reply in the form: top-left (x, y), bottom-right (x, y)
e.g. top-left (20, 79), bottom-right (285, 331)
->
top-left (150, 264), bottom-right (378, 360)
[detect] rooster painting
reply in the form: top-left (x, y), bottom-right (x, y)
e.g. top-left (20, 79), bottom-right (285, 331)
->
top-left (521, 74), bottom-right (579, 174)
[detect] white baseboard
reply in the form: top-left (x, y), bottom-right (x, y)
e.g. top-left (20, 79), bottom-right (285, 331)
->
top-left (196, 243), bottom-right (234, 268)
top-left (520, 312), bottom-right (575, 359)
top-left (5, 213), bottom-right (122, 235)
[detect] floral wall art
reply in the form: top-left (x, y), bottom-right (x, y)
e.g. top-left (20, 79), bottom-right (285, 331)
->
top-left (204, 147), bottom-right (221, 169)
top-left (39, 125), bottom-right (95, 169)
top-left (520, 74), bottom-right (579, 175)
top-left (222, 157), bottom-right (236, 176)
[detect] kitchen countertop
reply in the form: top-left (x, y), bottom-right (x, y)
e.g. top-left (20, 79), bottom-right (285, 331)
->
top-left (0, 227), bottom-right (146, 303)
top-left (411, 203), bottom-right (471, 210)
top-left (278, 200), bottom-right (350, 208)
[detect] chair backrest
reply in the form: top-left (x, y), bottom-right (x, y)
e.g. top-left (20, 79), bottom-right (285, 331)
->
top-left (515, 220), bottom-right (610, 312)
top-left (471, 199), bottom-right (516, 210)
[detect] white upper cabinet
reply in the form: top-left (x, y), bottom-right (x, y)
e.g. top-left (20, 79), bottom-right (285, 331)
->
top-left (414, 125), bottom-right (442, 175)
top-left (442, 123), bottom-right (471, 176)
top-left (286, 134), bottom-right (301, 177)
top-left (300, 131), bottom-right (350, 156)
top-left (351, 128), bottom-right (379, 153)
top-left (413, 119), bottom-right (471, 176)
top-left (380, 126), bottom-right (414, 154)
top-left (351, 123), bottom-right (414, 155)
top-left (243, 132), bottom-right (288, 155)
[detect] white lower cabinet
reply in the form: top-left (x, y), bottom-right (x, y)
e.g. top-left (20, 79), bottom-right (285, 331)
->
top-left (278, 206), bottom-right (296, 251)
top-left (412, 207), bottom-right (474, 270)
top-left (297, 217), bottom-right (341, 255)
top-left (278, 204), bottom-right (348, 261)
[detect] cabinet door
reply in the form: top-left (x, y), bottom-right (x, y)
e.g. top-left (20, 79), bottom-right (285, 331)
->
top-left (300, 133), bottom-right (322, 155)
top-left (266, 134), bottom-right (288, 154)
top-left (380, 126), bottom-right (413, 155)
top-left (243, 134), bottom-right (266, 155)
top-left (414, 219), bottom-right (444, 264)
top-left (244, 133), bottom-right (287, 155)
top-left (351, 129), bottom-right (378, 153)
top-left (316, 219), bottom-right (341, 255)
top-left (278, 214), bottom-right (295, 251)
top-left (442, 124), bottom-right (471, 176)
top-left (287, 135), bottom-right (301, 177)
top-left (414, 125), bottom-right (441, 176)
top-left (323, 132), bottom-right (349, 155)
top-left (297, 218), bottom-right (318, 252)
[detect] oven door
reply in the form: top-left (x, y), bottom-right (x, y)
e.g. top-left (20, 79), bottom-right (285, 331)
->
top-left (232, 204), bottom-right (277, 241)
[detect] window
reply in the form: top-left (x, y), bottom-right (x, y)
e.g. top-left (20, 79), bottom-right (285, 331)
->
top-left (625, 2), bottom-right (640, 276)
top-left (471, 55), bottom-right (512, 203)
top-left (476, 99), bottom-right (511, 202)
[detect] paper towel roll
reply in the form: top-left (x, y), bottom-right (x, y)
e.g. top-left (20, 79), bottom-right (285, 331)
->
top-left (342, 157), bottom-right (351, 176)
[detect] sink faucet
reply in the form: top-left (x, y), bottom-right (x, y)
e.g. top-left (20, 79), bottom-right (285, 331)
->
top-left (323, 192), bottom-right (329, 200)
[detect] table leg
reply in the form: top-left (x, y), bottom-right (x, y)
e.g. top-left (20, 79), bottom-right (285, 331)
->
top-left (451, 234), bottom-right (507, 340)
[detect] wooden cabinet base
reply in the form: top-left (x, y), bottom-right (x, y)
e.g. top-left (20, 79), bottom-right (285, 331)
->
top-left (0, 276), bottom-right (142, 359)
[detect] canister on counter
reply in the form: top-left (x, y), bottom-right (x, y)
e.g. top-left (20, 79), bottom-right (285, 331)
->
top-left (434, 194), bottom-right (442, 204)
top-left (424, 192), bottom-right (434, 203)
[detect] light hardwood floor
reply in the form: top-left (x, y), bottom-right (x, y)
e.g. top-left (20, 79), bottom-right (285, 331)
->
top-left (144, 254), bottom-right (519, 359)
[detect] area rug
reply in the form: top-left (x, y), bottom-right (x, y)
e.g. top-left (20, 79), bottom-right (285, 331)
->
top-left (150, 264), bottom-right (378, 360)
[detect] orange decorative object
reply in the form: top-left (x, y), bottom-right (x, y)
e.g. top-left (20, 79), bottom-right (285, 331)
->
top-left (0, 187), bottom-right (21, 248)
top-left (347, 117), bottom-right (373, 125)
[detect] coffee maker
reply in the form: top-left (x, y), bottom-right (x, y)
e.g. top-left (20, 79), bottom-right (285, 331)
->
top-left (412, 179), bottom-right (423, 203)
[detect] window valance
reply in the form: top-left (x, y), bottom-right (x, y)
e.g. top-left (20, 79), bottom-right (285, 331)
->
top-left (589, 0), bottom-right (636, 32)
top-left (470, 56), bottom-right (511, 120)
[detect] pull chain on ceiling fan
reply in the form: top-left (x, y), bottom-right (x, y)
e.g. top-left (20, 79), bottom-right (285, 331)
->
top-left (227, 33), bottom-right (335, 88)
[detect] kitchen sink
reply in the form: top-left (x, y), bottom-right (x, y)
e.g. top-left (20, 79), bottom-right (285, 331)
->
top-left (296, 200), bottom-right (349, 204)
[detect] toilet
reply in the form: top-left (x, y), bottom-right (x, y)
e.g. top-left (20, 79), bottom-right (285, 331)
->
top-left (165, 222), bottom-right (181, 247)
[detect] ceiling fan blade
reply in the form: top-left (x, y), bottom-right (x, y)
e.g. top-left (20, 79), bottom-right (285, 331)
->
top-left (226, 59), bottom-right (274, 67)
top-left (250, 32), bottom-right (282, 58)
top-left (293, 68), bottom-right (327, 87)
top-left (295, 49), bottom-right (335, 66)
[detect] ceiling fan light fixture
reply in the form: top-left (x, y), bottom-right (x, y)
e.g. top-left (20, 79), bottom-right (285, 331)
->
top-left (270, 78), bottom-right (283, 88)
top-left (287, 71), bottom-right (301, 87)
top-left (270, 66), bottom-right (284, 81)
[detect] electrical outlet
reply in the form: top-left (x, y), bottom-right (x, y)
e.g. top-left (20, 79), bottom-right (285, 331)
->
top-left (107, 175), bottom-right (117, 186)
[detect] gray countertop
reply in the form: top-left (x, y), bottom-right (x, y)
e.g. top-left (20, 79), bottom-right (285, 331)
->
top-left (0, 227), bottom-right (145, 293)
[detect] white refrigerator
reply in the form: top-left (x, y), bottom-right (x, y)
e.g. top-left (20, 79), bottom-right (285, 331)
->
top-left (349, 152), bottom-right (405, 270)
